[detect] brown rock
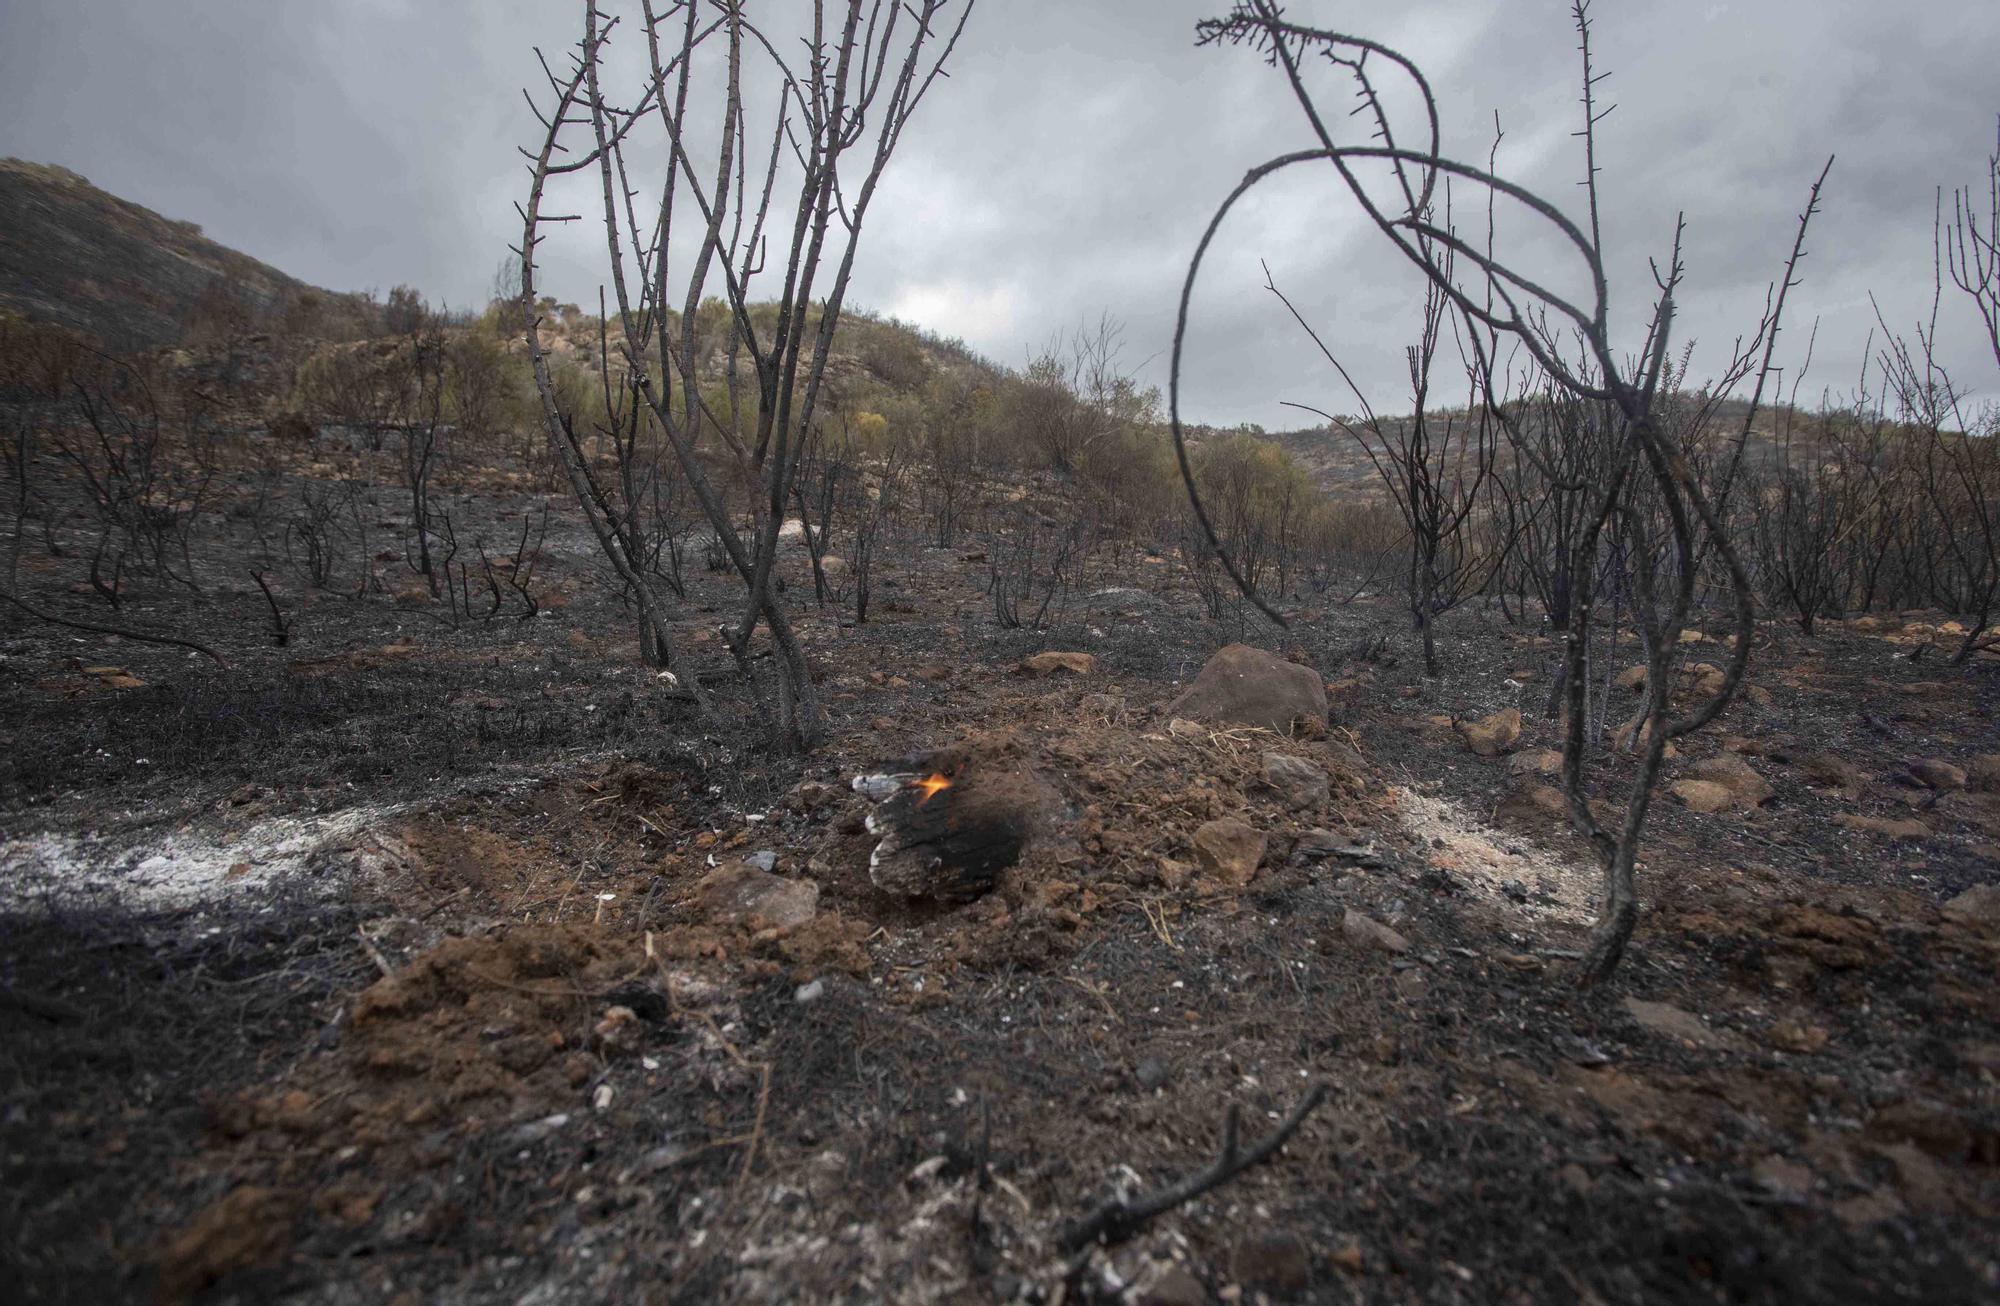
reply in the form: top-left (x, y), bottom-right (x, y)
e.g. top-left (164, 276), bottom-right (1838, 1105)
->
top-left (1261, 752), bottom-right (1329, 810)
top-left (1767, 1016), bottom-right (1830, 1054)
top-left (1497, 782), bottom-right (1569, 824)
top-left (1869, 1101), bottom-right (1977, 1163)
top-left (1752, 1155), bottom-right (1815, 1201)
top-left (1190, 819), bottom-right (1266, 885)
top-left (696, 862), bottom-right (819, 929)
top-left (1834, 1188), bottom-right (1906, 1230)
top-left (1684, 661), bottom-right (1727, 697)
top-left (1799, 752), bottom-right (1867, 794)
top-left (1458, 707), bottom-right (1523, 758)
top-left (1670, 779), bottom-right (1737, 814)
top-left (1133, 1265), bottom-right (1209, 1306)
top-left (155, 1186), bottom-right (301, 1300)
top-left (1942, 882), bottom-right (2000, 931)
top-left (1688, 755), bottom-right (1774, 807)
top-left (1231, 1230), bottom-right (1311, 1294)
top-left (1832, 813), bottom-right (1931, 841)
top-left (1613, 665), bottom-right (1648, 691)
top-left (1341, 907), bottom-right (1410, 954)
top-left (1018, 651), bottom-right (1096, 677)
top-left (1508, 747), bottom-right (1563, 777)
top-left (1908, 759), bottom-right (1967, 791)
top-left (1624, 997), bottom-right (1748, 1051)
top-left (1165, 644), bottom-right (1327, 734)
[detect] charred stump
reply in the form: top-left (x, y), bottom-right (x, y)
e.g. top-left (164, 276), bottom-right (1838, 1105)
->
top-left (851, 746), bottom-right (1059, 900)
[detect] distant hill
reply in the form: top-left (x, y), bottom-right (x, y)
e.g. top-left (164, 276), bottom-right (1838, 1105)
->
top-left (0, 158), bottom-right (373, 352)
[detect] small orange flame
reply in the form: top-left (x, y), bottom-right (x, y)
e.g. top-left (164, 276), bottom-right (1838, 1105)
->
top-left (911, 772), bottom-right (953, 807)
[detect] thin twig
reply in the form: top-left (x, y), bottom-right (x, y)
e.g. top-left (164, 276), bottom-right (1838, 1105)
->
top-left (1057, 1082), bottom-right (1330, 1252)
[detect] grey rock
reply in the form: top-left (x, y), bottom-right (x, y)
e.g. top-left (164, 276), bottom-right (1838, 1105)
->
top-left (1262, 751), bottom-right (1330, 810)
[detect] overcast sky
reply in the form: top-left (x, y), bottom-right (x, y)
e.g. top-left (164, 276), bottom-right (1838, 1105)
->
top-left (2, 1), bottom-right (1996, 426)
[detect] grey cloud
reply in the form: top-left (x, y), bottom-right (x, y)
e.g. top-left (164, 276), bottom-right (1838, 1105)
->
top-left (2, 0), bottom-right (1994, 424)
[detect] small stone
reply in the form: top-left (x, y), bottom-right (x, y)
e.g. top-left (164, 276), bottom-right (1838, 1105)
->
top-left (1230, 1230), bottom-right (1310, 1294)
top-left (1328, 1238), bottom-right (1365, 1273)
top-left (1687, 755), bottom-right (1774, 807)
top-left (794, 979), bottom-right (826, 1004)
top-left (1458, 707), bottom-right (1522, 758)
top-left (1768, 1016), bottom-right (1830, 1053)
top-left (1261, 752), bottom-right (1330, 810)
top-left (1135, 1057), bottom-right (1171, 1092)
top-left (1340, 908), bottom-right (1410, 955)
top-left (1190, 819), bottom-right (1267, 886)
top-left (1507, 748), bottom-right (1563, 777)
top-left (1497, 782), bottom-right (1570, 824)
top-left (1670, 779), bottom-right (1737, 814)
top-left (1019, 651), bottom-right (1096, 676)
top-left (1624, 997), bottom-right (1746, 1051)
top-left (1752, 1155), bottom-right (1814, 1200)
top-left (506, 1113), bottom-right (570, 1146)
top-left (1831, 813), bottom-right (1930, 842)
top-left (1909, 759), bottom-right (1967, 791)
top-left (1942, 882), bottom-right (2000, 931)
top-left (1967, 754), bottom-right (2000, 793)
top-left (1133, 1265), bottom-right (1208, 1306)
top-left (1799, 752), bottom-right (1866, 793)
top-left (744, 850), bottom-right (778, 872)
top-left (695, 861), bottom-right (819, 929)
top-left (593, 1005), bottom-right (640, 1054)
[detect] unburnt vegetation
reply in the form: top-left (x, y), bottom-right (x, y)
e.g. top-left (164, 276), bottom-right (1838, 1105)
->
top-left (2, 2), bottom-right (1998, 1304)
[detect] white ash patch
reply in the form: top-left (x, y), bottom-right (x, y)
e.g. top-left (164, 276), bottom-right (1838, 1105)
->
top-left (1391, 784), bottom-right (1597, 924)
top-left (0, 805), bottom-right (400, 913)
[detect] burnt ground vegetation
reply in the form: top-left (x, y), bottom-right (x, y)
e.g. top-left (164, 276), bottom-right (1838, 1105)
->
top-left (2, 383), bottom-right (1997, 1301)
top-left (1, 144), bottom-right (1999, 1301)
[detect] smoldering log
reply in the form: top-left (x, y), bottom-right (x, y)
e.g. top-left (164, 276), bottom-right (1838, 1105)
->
top-left (852, 747), bottom-right (1060, 900)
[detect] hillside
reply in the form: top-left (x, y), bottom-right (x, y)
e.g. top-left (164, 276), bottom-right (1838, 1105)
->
top-left (0, 158), bottom-right (372, 352)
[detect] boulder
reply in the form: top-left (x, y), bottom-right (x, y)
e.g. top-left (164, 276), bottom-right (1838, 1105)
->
top-left (1671, 779), bottom-right (1737, 814)
top-left (1613, 665), bottom-right (1648, 691)
top-left (1190, 818), bottom-right (1267, 885)
top-left (1688, 755), bottom-right (1774, 807)
top-left (1018, 651), bottom-right (1096, 677)
top-left (1165, 644), bottom-right (1326, 734)
top-left (1261, 752), bottom-right (1329, 810)
top-left (1458, 707), bottom-right (1523, 758)
top-left (696, 862), bottom-right (819, 929)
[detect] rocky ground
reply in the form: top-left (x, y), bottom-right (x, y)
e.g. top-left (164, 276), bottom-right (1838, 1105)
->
top-left (3, 455), bottom-right (1998, 1304)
